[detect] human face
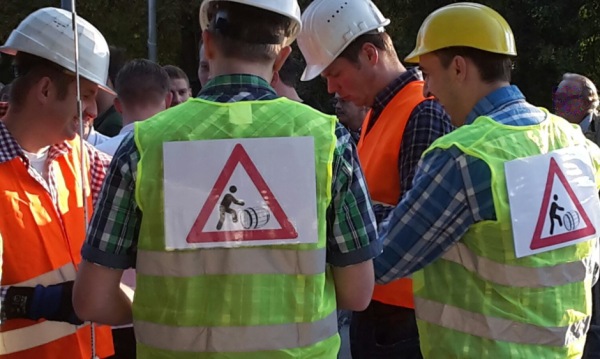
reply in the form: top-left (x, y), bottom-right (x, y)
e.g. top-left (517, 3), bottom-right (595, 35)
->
top-left (553, 80), bottom-right (587, 124)
top-left (419, 53), bottom-right (465, 126)
top-left (322, 56), bottom-right (374, 108)
top-left (48, 77), bottom-right (98, 142)
top-left (333, 93), bottom-right (367, 131)
top-left (169, 78), bottom-right (191, 107)
top-left (198, 45), bottom-right (210, 87)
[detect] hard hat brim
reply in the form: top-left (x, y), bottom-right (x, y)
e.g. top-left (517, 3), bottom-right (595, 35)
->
top-left (0, 46), bottom-right (115, 96)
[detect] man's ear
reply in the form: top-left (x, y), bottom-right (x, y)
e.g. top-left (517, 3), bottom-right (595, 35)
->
top-left (362, 43), bottom-right (379, 66)
top-left (35, 77), bottom-right (53, 105)
top-left (271, 71), bottom-right (280, 87)
top-left (202, 31), bottom-right (216, 61)
top-left (452, 55), bottom-right (469, 83)
top-left (113, 97), bottom-right (123, 114)
top-left (273, 46), bottom-right (292, 74)
top-left (165, 92), bottom-right (173, 109)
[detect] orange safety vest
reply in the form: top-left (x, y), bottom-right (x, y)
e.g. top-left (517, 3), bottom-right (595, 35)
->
top-left (357, 80), bottom-right (428, 309)
top-left (0, 138), bottom-right (114, 358)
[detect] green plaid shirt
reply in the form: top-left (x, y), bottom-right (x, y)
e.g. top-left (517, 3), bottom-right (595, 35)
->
top-left (83, 74), bottom-right (380, 268)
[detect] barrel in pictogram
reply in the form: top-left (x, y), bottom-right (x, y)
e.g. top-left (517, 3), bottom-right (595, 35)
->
top-left (563, 211), bottom-right (580, 231)
top-left (240, 207), bottom-right (271, 229)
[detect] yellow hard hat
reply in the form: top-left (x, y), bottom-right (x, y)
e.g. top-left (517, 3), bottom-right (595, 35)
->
top-left (405, 2), bottom-right (516, 63)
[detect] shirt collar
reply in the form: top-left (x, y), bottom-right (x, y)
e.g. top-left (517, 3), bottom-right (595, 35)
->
top-left (0, 121), bottom-right (70, 165)
top-left (119, 122), bottom-right (136, 135)
top-left (372, 67), bottom-right (423, 113)
top-left (580, 113), bottom-right (594, 132)
top-left (199, 74), bottom-right (277, 99)
top-left (465, 85), bottom-right (526, 125)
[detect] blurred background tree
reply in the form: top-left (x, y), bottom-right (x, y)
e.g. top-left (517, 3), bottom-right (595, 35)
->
top-left (1, 0), bottom-right (598, 113)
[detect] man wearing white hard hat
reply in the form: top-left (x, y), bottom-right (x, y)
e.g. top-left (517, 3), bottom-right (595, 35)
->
top-left (73, 0), bottom-right (380, 357)
top-left (0, 7), bottom-right (115, 358)
top-left (297, 0), bottom-right (452, 358)
top-left (375, 3), bottom-right (600, 358)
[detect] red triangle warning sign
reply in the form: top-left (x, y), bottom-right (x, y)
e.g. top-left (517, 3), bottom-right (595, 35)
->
top-left (530, 157), bottom-right (596, 250)
top-left (186, 143), bottom-right (298, 244)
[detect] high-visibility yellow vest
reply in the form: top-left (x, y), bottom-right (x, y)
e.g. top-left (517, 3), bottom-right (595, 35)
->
top-left (133, 97), bottom-right (340, 358)
top-left (415, 113), bottom-right (600, 358)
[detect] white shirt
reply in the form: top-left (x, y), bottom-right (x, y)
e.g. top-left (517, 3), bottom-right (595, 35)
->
top-left (95, 123), bottom-right (135, 155)
top-left (86, 126), bottom-right (110, 147)
top-left (22, 146), bottom-right (50, 180)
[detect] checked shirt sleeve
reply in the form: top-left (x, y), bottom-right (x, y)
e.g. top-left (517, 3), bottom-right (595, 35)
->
top-left (82, 133), bottom-right (141, 269)
top-left (327, 123), bottom-right (381, 267)
top-left (375, 147), bottom-right (495, 283)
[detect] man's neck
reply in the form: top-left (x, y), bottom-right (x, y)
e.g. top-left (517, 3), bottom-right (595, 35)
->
top-left (211, 59), bottom-right (273, 83)
top-left (371, 57), bottom-right (407, 100)
top-left (2, 109), bottom-right (58, 152)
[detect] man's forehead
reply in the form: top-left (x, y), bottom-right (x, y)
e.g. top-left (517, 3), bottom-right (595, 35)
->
top-left (557, 79), bottom-right (583, 93)
top-left (170, 78), bottom-right (189, 89)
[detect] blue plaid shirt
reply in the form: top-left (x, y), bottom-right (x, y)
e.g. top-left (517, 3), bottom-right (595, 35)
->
top-left (367, 67), bottom-right (453, 223)
top-left (375, 85), bottom-right (547, 282)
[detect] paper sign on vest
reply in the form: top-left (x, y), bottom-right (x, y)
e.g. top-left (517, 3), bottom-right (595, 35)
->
top-left (163, 137), bottom-right (318, 249)
top-left (506, 146), bottom-right (600, 258)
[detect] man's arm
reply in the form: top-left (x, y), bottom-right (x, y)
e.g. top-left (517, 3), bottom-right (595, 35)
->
top-left (327, 124), bottom-right (380, 310)
top-left (73, 262), bottom-right (132, 326)
top-left (73, 134), bottom-right (141, 325)
top-left (375, 147), bottom-right (495, 283)
top-left (398, 99), bottom-right (453, 196)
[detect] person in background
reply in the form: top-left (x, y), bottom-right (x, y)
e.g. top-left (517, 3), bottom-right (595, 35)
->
top-left (554, 73), bottom-right (600, 145)
top-left (163, 64), bottom-right (192, 107)
top-left (333, 93), bottom-right (368, 143)
top-left (94, 46), bottom-right (127, 137)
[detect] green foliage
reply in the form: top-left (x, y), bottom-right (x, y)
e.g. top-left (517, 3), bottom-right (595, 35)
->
top-left (1, 0), bottom-right (599, 110)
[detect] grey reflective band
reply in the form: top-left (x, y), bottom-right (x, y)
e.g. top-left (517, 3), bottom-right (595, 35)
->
top-left (416, 297), bottom-right (590, 347)
top-left (441, 242), bottom-right (596, 288)
top-left (0, 321), bottom-right (82, 354)
top-left (135, 310), bottom-right (338, 353)
top-left (14, 263), bottom-right (76, 287)
top-left (136, 248), bottom-right (326, 277)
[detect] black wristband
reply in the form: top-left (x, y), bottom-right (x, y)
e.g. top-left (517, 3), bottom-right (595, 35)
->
top-left (2, 286), bottom-right (35, 320)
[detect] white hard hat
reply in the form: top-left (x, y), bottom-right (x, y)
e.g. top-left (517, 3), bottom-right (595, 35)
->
top-left (298, 0), bottom-right (390, 81)
top-left (0, 7), bottom-right (113, 94)
top-left (199, 0), bottom-right (302, 46)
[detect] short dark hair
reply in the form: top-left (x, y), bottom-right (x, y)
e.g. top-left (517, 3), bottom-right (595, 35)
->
top-left (115, 59), bottom-right (170, 106)
top-left (278, 57), bottom-right (302, 88)
top-left (108, 46), bottom-right (127, 86)
top-left (338, 32), bottom-right (395, 66)
top-left (163, 64), bottom-right (190, 86)
top-left (10, 52), bottom-right (74, 109)
top-left (434, 47), bottom-right (513, 83)
top-left (206, 1), bottom-right (293, 63)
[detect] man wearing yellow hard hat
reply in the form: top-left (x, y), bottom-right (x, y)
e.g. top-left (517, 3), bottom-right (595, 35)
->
top-left (375, 2), bottom-right (600, 358)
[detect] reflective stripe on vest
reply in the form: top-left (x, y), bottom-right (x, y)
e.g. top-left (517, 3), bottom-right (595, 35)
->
top-left (13, 263), bottom-right (76, 286)
top-left (135, 311), bottom-right (338, 353)
top-left (358, 81), bottom-right (429, 309)
top-left (0, 322), bottom-right (83, 355)
top-left (137, 247), bottom-right (326, 276)
top-left (416, 297), bottom-right (590, 347)
top-left (442, 242), bottom-right (597, 288)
